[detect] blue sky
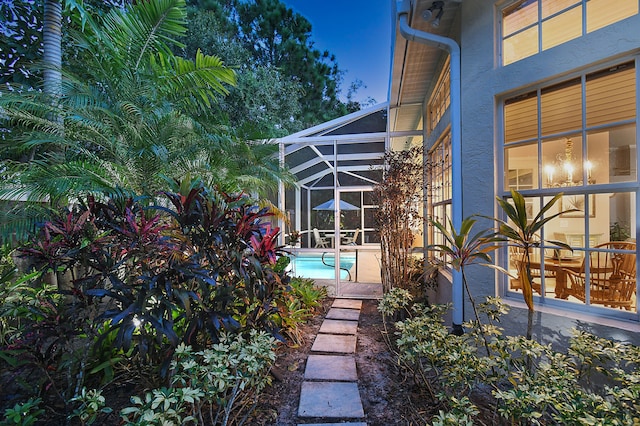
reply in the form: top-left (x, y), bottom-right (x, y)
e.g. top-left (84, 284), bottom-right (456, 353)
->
top-left (281, 0), bottom-right (392, 104)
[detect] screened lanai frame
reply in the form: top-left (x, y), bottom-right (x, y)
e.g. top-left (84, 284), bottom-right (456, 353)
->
top-left (276, 103), bottom-right (391, 298)
top-left (276, 102), bottom-right (427, 297)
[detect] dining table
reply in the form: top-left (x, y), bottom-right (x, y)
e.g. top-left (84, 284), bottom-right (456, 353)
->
top-left (529, 256), bottom-right (583, 299)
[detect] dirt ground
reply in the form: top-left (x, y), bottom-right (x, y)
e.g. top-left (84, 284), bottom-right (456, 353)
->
top-left (252, 298), bottom-right (436, 426)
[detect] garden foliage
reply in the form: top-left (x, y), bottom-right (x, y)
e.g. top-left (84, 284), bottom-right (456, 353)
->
top-left (379, 291), bottom-right (640, 425)
top-left (0, 179), bottom-right (326, 424)
top-left (374, 146), bottom-right (425, 294)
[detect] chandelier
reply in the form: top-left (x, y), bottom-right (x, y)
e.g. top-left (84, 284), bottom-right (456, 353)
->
top-left (543, 138), bottom-right (595, 187)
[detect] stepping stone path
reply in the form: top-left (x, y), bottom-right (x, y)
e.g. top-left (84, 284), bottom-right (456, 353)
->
top-left (297, 299), bottom-right (367, 425)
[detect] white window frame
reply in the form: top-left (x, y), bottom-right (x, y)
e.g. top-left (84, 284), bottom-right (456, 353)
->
top-left (499, 58), bottom-right (639, 323)
top-left (501, 0), bottom-right (640, 66)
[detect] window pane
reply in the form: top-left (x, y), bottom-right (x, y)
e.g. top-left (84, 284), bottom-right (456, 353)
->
top-left (587, 125), bottom-right (637, 184)
top-left (542, 136), bottom-right (583, 187)
top-left (587, 0), bottom-right (639, 32)
top-left (428, 62), bottom-right (451, 132)
top-left (588, 192), bottom-right (636, 311)
top-left (428, 135), bottom-right (452, 203)
top-left (597, 191), bottom-right (636, 243)
top-left (553, 194), bottom-right (588, 247)
top-left (505, 143), bottom-right (540, 190)
top-left (503, 0), bottom-right (539, 37)
top-left (505, 93), bottom-right (538, 142)
top-left (586, 64), bottom-right (636, 127)
top-left (504, 26), bottom-right (539, 65)
top-left (541, 80), bottom-right (582, 135)
top-left (541, 195), bottom-right (585, 301)
top-left (506, 197), bottom-right (547, 294)
top-left (542, 5), bottom-right (582, 50)
top-left (541, 0), bottom-right (580, 18)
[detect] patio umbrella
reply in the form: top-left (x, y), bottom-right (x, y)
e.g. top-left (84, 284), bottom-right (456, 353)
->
top-left (313, 199), bottom-right (360, 211)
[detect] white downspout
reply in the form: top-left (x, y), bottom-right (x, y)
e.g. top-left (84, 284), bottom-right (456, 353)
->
top-left (396, 0), bottom-right (464, 334)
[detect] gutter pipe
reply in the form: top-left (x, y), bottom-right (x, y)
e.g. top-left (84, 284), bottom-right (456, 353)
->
top-left (396, 0), bottom-right (464, 333)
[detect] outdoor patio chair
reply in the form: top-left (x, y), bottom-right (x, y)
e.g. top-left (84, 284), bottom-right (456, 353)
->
top-left (563, 241), bottom-right (636, 310)
top-left (313, 228), bottom-right (329, 248)
top-left (341, 228), bottom-right (360, 245)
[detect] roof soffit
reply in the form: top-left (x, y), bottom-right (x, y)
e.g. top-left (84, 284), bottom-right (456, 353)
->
top-left (390, 0), bottom-right (461, 132)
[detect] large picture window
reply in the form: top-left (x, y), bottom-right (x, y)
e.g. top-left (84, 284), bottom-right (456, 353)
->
top-left (502, 61), bottom-right (638, 317)
top-left (502, 0), bottom-right (639, 65)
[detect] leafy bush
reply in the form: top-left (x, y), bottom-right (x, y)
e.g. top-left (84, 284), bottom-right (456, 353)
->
top-left (0, 179), bottom-right (294, 420)
top-left (121, 330), bottom-right (276, 426)
top-left (380, 293), bottom-right (640, 424)
top-left (68, 388), bottom-right (112, 425)
top-left (18, 181), bottom-right (287, 360)
top-left (0, 397), bottom-right (44, 426)
top-left (276, 277), bottom-right (327, 345)
top-left (288, 277), bottom-right (327, 313)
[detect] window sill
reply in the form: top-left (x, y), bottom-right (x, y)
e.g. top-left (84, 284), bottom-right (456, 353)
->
top-left (503, 297), bottom-right (640, 333)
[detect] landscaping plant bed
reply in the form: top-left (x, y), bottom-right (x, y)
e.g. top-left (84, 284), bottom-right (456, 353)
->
top-left (254, 297), bottom-right (436, 425)
top-left (0, 297), bottom-right (436, 425)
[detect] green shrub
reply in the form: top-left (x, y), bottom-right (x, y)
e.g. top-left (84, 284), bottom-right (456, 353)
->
top-left (276, 277), bottom-right (326, 346)
top-left (0, 397), bottom-right (44, 426)
top-left (121, 330), bottom-right (276, 426)
top-left (380, 292), bottom-right (640, 425)
top-left (68, 388), bottom-right (112, 425)
top-left (1, 180), bottom-right (292, 420)
top-left (288, 277), bottom-right (327, 312)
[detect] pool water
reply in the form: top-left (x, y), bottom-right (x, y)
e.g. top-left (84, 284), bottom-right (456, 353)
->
top-left (287, 253), bottom-right (356, 280)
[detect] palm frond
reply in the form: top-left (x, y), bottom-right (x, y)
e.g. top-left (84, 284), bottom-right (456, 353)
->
top-left (100, 0), bottom-right (188, 71)
top-left (151, 49), bottom-right (236, 112)
top-left (0, 201), bottom-right (55, 244)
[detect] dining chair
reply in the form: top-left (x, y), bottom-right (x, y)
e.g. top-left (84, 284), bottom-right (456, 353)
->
top-left (313, 228), bottom-right (329, 248)
top-left (564, 241), bottom-right (636, 310)
top-left (508, 246), bottom-right (550, 295)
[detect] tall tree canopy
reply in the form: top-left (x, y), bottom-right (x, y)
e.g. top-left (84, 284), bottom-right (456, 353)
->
top-left (184, 0), bottom-right (363, 133)
top-left (2, 0), bottom-right (366, 134)
top-left (0, 0), bottom-right (43, 88)
top-left (0, 0), bottom-right (129, 89)
top-left (0, 0), bottom-right (294, 240)
top-left (236, 0), bottom-right (355, 127)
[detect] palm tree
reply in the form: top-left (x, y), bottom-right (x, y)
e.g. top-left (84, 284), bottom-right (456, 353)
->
top-left (42, 0), bottom-right (62, 98)
top-left (1, 0), bottom-right (293, 241)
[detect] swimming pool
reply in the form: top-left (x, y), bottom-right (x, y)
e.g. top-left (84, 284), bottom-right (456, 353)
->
top-left (287, 253), bottom-right (356, 280)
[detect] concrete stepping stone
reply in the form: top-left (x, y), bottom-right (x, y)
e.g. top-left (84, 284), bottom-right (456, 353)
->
top-left (304, 354), bottom-right (357, 381)
top-left (332, 299), bottom-right (363, 310)
top-left (325, 308), bottom-right (360, 321)
top-left (298, 382), bottom-right (365, 418)
top-left (319, 319), bottom-right (358, 335)
top-left (298, 423), bottom-right (367, 426)
top-left (311, 334), bottom-right (357, 353)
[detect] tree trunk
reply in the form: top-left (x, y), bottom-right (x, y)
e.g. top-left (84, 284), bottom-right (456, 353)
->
top-left (43, 0), bottom-right (62, 97)
top-left (22, 1), bottom-right (63, 162)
